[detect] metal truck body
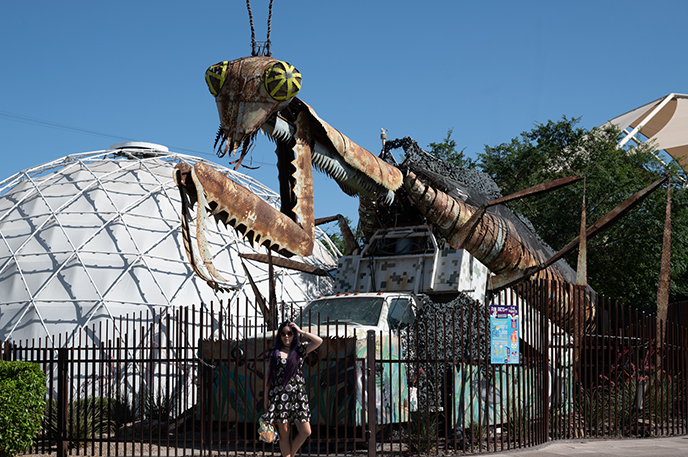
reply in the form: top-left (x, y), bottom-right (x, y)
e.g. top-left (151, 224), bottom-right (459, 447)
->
top-left (200, 292), bottom-right (416, 426)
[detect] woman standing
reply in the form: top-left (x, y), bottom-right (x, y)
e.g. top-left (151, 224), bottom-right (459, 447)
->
top-left (263, 321), bottom-right (323, 457)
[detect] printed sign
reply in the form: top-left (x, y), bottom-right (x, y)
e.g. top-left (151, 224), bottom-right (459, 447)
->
top-left (490, 304), bottom-right (519, 364)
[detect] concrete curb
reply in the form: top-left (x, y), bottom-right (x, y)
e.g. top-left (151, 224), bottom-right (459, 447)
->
top-left (488, 435), bottom-right (688, 456)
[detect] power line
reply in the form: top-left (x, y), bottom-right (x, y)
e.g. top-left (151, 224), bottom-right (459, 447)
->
top-left (0, 109), bottom-right (271, 163)
top-left (0, 110), bottom-right (137, 142)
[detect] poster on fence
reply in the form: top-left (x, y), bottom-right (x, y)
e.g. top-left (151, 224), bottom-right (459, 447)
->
top-left (490, 304), bottom-right (519, 364)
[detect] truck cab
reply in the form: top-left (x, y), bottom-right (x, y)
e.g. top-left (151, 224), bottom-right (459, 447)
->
top-left (302, 292), bottom-right (417, 335)
top-left (199, 292), bottom-right (418, 428)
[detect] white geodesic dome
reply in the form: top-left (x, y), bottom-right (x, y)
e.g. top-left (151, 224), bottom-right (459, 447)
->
top-left (0, 142), bottom-right (337, 345)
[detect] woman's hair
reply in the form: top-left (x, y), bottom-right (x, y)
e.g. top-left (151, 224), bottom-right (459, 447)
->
top-left (268, 321), bottom-right (301, 387)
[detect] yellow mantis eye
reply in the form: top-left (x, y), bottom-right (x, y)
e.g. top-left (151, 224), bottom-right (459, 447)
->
top-left (205, 61), bottom-right (230, 96)
top-left (264, 61), bottom-right (302, 101)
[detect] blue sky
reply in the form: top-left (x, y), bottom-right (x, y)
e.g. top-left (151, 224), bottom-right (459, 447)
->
top-left (2, 1), bottom-right (687, 226)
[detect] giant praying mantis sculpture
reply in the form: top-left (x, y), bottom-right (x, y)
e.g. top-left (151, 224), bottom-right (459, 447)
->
top-left (174, 57), bottom-right (403, 283)
top-left (173, 55), bottom-right (596, 327)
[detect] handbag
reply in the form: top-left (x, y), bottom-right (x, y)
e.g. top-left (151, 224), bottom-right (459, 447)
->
top-left (258, 414), bottom-right (279, 443)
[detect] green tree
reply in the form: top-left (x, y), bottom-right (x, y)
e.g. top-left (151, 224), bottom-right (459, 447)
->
top-left (427, 128), bottom-right (477, 169)
top-left (478, 116), bottom-right (688, 308)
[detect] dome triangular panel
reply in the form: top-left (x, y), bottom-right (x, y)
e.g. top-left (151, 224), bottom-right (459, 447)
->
top-left (0, 147), bottom-right (337, 344)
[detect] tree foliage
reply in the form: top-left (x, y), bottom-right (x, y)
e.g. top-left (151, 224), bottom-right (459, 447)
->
top-left (427, 128), bottom-right (477, 169)
top-left (477, 117), bottom-right (688, 308)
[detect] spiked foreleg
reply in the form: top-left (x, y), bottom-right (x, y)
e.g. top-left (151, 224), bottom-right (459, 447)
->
top-left (186, 161), bottom-right (315, 259)
top-left (289, 111), bottom-right (315, 255)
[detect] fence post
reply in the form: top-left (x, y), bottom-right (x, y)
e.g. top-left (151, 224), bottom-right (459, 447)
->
top-left (542, 281), bottom-right (550, 442)
top-left (57, 348), bottom-right (68, 457)
top-left (203, 362), bottom-right (214, 453)
top-left (366, 330), bottom-right (376, 457)
top-left (0, 340), bottom-right (8, 360)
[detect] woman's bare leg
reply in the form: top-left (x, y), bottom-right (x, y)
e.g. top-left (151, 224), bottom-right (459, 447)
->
top-left (290, 421), bottom-right (311, 456)
top-left (275, 422), bottom-right (292, 457)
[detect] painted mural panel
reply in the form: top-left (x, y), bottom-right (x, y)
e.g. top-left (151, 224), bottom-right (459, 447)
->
top-left (199, 333), bottom-right (408, 426)
top-left (452, 364), bottom-right (573, 428)
top-left (452, 364), bottom-right (538, 427)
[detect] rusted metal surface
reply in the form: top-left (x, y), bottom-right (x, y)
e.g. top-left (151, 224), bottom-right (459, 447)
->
top-left (575, 182), bottom-right (587, 286)
top-left (488, 175), bottom-right (669, 292)
top-left (212, 55), bottom-right (401, 193)
top-left (450, 175), bottom-right (583, 251)
top-left (212, 56), bottom-right (289, 160)
top-left (180, 53), bottom-right (673, 362)
top-left (477, 177), bottom-right (667, 331)
top-left (541, 175), bottom-right (669, 272)
top-left (313, 215), bottom-right (339, 225)
top-left (403, 172), bottom-right (565, 279)
top-left (314, 214), bottom-right (360, 255)
top-left (290, 111), bottom-right (316, 248)
top-left (175, 161), bottom-right (314, 259)
top-left (656, 181), bottom-right (672, 348)
top-left (336, 214), bottom-right (360, 255)
top-left (403, 172), bottom-right (599, 331)
top-left (174, 165), bottom-right (236, 292)
top-left (239, 253), bottom-right (329, 276)
top-left (240, 258), bottom-right (274, 330)
top-left (187, 54), bottom-right (590, 313)
top-left (176, 56), bottom-right (407, 286)
top-left (488, 175), bottom-right (583, 207)
top-left (303, 104), bottom-right (403, 192)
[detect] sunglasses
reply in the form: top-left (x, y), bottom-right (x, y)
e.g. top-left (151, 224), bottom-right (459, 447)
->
top-left (281, 331), bottom-right (294, 337)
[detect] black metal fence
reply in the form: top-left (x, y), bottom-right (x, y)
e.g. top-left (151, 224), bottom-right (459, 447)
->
top-left (1, 280), bottom-right (687, 456)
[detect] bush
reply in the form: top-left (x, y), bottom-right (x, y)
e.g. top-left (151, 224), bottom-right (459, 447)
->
top-left (406, 411), bottom-right (438, 452)
top-left (582, 372), bottom-right (678, 436)
top-left (0, 361), bottom-right (47, 457)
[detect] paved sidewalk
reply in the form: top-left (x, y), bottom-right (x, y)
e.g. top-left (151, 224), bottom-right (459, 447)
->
top-left (489, 436), bottom-right (688, 456)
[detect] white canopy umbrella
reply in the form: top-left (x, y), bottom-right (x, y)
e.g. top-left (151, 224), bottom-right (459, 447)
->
top-left (606, 93), bottom-right (688, 181)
